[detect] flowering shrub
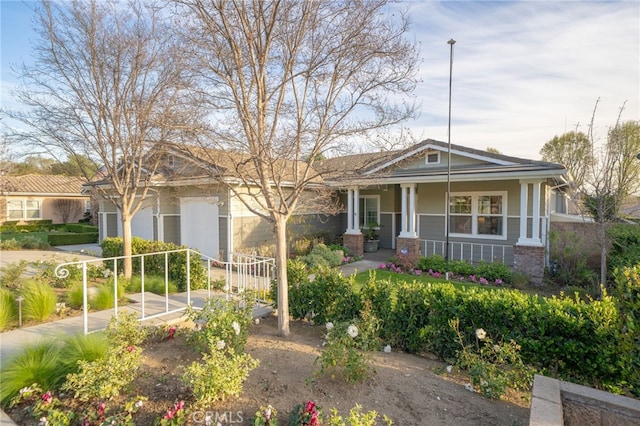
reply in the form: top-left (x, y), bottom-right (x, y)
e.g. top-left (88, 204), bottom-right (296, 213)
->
top-left (254, 404), bottom-right (278, 426)
top-left (185, 295), bottom-right (254, 354)
top-left (450, 319), bottom-right (535, 399)
top-left (313, 303), bottom-right (380, 383)
top-left (155, 400), bottom-right (186, 425)
top-left (289, 401), bottom-right (322, 426)
top-left (416, 255), bottom-right (512, 284)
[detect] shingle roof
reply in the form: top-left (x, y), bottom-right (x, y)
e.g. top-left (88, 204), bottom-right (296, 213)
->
top-left (0, 174), bottom-right (87, 196)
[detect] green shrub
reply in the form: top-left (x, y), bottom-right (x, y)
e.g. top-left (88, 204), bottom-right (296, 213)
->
top-left (182, 349), bottom-right (259, 408)
top-left (298, 243), bottom-right (344, 269)
top-left (608, 224), bottom-right (640, 274)
top-left (59, 333), bottom-right (109, 377)
top-left (417, 255), bottom-right (447, 273)
top-left (185, 296), bottom-right (254, 355)
top-left (0, 288), bottom-right (17, 331)
top-left (125, 274), bottom-right (178, 295)
top-left (16, 235), bottom-right (50, 250)
top-left (474, 261), bottom-right (513, 283)
top-left (548, 229), bottom-right (598, 287)
top-left (0, 260), bottom-right (28, 289)
top-left (0, 238), bottom-right (21, 250)
top-left (20, 280), bottom-right (57, 322)
top-left (612, 265), bottom-right (640, 395)
top-left (63, 344), bottom-right (142, 401)
top-left (0, 340), bottom-right (65, 405)
top-left (101, 237), bottom-right (206, 291)
top-left (104, 312), bottom-right (148, 348)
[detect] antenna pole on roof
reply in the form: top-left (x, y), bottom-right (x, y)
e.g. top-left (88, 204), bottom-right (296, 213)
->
top-left (445, 38), bottom-right (456, 280)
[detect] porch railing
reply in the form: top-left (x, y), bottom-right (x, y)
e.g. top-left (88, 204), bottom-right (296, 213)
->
top-left (54, 249), bottom-right (275, 334)
top-left (419, 239), bottom-right (513, 265)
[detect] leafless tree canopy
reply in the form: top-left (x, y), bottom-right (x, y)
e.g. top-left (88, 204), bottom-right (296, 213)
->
top-left (175, 0), bottom-right (419, 334)
top-left (53, 198), bottom-right (83, 223)
top-left (9, 0), bottom-right (197, 276)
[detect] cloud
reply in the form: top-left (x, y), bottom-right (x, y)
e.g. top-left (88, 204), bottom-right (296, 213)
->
top-left (405, 1), bottom-right (639, 158)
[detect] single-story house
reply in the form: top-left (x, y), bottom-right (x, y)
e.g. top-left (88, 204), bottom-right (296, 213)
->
top-left (93, 139), bottom-right (572, 283)
top-left (0, 174), bottom-right (91, 224)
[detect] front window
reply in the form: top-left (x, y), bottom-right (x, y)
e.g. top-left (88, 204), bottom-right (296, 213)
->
top-left (449, 192), bottom-right (506, 238)
top-left (359, 196), bottom-right (380, 228)
top-left (7, 199), bottom-right (42, 220)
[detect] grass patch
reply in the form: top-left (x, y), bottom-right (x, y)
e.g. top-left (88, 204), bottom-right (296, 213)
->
top-left (0, 288), bottom-right (17, 331)
top-left (21, 280), bottom-right (57, 322)
top-left (125, 274), bottom-right (178, 295)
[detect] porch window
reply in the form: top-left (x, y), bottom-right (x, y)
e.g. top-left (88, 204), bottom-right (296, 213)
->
top-left (449, 192), bottom-right (506, 238)
top-left (7, 199), bottom-right (41, 220)
top-left (359, 196), bottom-right (380, 228)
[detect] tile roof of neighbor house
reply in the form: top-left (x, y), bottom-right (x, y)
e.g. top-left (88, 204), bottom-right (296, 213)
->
top-left (0, 174), bottom-right (87, 196)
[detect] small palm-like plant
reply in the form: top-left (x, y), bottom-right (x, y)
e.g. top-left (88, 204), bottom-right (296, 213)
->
top-left (21, 280), bottom-right (57, 322)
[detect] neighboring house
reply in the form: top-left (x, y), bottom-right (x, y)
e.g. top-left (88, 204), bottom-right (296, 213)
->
top-left (0, 174), bottom-right (91, 224)
top-left (92, 139), bottom-right (572, 283)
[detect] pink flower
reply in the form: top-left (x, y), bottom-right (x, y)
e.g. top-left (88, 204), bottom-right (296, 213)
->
top-left (479, 277), bottom-right (489, 285)
top-left (379, 263), bottom-right (386, 269)
top-left (469, 274), bottom-right (476, 281)
top-left (127, 345), bottom-right (136, 352)
top-left (433, 271), bottom-right (440, 278)
top-left (168, 326), bottom-right (177, 339)
top-left (304, 400), bottom-right (316, 413)
top-left (97, 402), bottom-right (106, 416)
top-left (41, 391), bottom-right (52, 404)
top-left (495, 278), bottom-right (503, 285)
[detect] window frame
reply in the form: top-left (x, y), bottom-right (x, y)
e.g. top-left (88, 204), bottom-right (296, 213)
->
top-left (359, 195), bottom-right (380, 229)
top-left (7, 199), bottom-right (42, 220)
top-left (448, 191), bottom-right (507, 240)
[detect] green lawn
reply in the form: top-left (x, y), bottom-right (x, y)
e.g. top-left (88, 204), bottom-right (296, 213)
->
top-left (352, 269), bottom-right (505, 292)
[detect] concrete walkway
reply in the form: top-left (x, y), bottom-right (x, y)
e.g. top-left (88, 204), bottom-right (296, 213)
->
top-left (0, 246), bottom-right (393, 425)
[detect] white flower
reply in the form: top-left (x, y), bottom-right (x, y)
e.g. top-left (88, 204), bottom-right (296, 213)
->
top-left (38, 417), bottom-right (49, 426)
top-left (475, 328), bottom-right (487, 340)
top-left (347, 324), bottom-right (359, 338)
top-left (216, 340), bottom-right (226, 350)
top-left (232, 321), bottom-right (241, 335)
top-left (493, 344), bottom-right (501, 352)
top-left (135, 400), bottom-right (144, 408)
top-left (264, 407), bottom-right (272, 419)
top-left (254, 318), bottom-right (260, 325)
top-left (446, 365), bottom-right (453, 373)
top-left (464, 383), bottom-right (474, 392)
top-left (383, 345), bottom-right (391, 353)
top-left (326, 322), bottom-right (334, 330)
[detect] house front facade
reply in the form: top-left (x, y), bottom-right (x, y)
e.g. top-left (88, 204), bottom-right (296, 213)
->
top-left (322, 140), bottom-right (570, 283)
top-left (95, 139), bottom-right (571, 283)
top-left (0, 174), bottom-right (91, 224)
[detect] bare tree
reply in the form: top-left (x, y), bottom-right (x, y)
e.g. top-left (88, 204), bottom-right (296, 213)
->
top-left (53, 198), bottom-right (83, 224)
top-left (575, 101), bottom-right (639, 286)
top-left (8, 0), bottom-right (195, 277)
top-left (176, 0), bottom-right (419, 335)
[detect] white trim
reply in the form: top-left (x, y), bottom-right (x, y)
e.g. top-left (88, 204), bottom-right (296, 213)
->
top-left (448, 191), bottom-right (508, 241)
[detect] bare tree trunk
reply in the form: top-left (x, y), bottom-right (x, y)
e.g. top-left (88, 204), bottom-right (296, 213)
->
top-left (599, 223), bottom-right (608, 290)
top-left (121, 214), bottom-right (133, 279)
top-left (274, 216), bottom-right (290, 337)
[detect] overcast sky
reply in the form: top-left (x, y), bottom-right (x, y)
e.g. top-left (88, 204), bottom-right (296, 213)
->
top-left (1, 0), bottom-right (638, 160)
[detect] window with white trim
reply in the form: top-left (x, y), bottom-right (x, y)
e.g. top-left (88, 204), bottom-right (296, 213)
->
top-left (359, 196), bottom-right (380, 228)
top-left (7, 199), bottom-right (42, 220)
top-left (449, 192), bottom-right (506, 238)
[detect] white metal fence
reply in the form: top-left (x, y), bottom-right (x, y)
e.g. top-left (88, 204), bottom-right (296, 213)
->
top-left (54, 249), bottom-right (275, 334)
top-left (420, 239), bottom-right (513, 265)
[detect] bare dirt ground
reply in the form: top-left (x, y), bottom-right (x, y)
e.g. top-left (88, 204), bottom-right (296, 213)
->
top-left (6, 314), bottom-right (531, 425)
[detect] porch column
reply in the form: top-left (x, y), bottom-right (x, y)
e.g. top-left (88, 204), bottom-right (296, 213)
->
top-left (399, 184), bottom-right (416, 237)
top-left (518, 182), bottom-right (528, 243)
top-left (343, 187), bottom-right (363, 256)
top-left (345, 188), bottom-right (361, 234)
top-left (518, 180), bottom-right (543, 245)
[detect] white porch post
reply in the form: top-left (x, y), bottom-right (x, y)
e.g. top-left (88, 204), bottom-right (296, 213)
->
top-left (531, 181), bottom-right (541, 244)
top-left (345, 188), bottom-right (361, 234)
top-left (518, 180), bottom-right (543, 245)
top-left (518, 182), bottom-right (529, 243)
top-left (399, 184), bottom-right (416, 238)
top-left (346, 189), bottom-right (354, 232)
top-left (409, 184), bottom-right (417, 237)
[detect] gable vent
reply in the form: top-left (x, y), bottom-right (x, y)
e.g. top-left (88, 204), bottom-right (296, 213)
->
top-left (425, 151), bottom-right (440, 164)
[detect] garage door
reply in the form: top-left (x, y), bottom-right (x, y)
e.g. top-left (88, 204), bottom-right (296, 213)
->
top-left (180, 197), bottom-right (219, 258)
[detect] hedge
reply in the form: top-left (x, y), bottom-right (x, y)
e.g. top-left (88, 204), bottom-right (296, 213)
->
top-left (100, 237), bottom-right (206, 291)
top-left (282, 265), bottom-right (638, 395)
top-left (47, 232), bottom-right (99, 245)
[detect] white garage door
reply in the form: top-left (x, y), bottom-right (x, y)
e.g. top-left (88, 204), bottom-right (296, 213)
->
top-left (131, 206), bottom-right (154, 240)
top-left (180, 197), bottom-right (219, 258)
